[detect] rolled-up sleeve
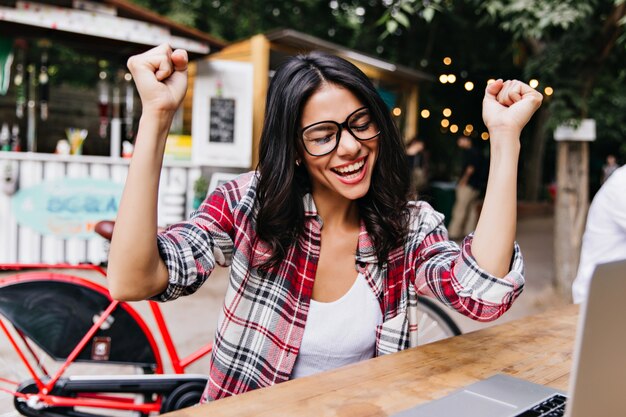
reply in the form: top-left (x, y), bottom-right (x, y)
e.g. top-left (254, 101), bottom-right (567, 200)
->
top-left (411, 202), bottom-right (524, 322)
top-left (152, 187), bottom-right (235, 302)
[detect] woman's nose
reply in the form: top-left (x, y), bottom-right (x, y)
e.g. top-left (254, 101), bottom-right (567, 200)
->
top-left (335, 129), bottom-right (361, 157)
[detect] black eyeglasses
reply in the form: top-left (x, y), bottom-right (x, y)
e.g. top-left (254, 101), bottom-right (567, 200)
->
top-left (300, 107), bottom-right (381, 156)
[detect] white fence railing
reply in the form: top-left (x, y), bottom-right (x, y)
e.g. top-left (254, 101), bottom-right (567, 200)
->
top-left (0, 152), bottom-right (201, 264)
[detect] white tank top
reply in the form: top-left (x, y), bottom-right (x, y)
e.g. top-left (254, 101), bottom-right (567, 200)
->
top-left (290, 273), bottom-right (383, 379)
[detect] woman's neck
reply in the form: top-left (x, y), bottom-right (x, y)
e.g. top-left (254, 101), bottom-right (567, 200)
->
top-left (311, 188), bottom-right (360, 231)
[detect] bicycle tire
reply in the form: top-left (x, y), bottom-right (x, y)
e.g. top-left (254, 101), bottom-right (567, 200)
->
top-left (416, 296), bottom-right (461, 346)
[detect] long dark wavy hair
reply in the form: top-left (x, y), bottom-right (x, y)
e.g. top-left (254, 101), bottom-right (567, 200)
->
top-left (255, 51), bottom-right (410, 267)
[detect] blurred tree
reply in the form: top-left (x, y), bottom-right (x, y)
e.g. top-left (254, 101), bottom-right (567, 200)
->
top-left (382, 0), bottom-right (626, 200)
top-left (477, 0), bottom-right (626, 200)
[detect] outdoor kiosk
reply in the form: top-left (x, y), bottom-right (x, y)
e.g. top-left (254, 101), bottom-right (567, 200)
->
top-left (205, 29), bottom-right (433, 168)
top-left (0, 0), bottom-right (224, 264)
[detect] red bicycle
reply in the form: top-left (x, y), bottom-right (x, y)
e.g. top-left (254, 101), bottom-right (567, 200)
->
top-left (0, 262), bottom-right (213, 416)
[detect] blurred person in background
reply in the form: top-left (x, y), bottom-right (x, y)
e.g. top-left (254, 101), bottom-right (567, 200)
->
top-left (601, 153), bottom-right (619, 184)
top-left (405, 136), bottom-right (429, 197)
top-left (447, 135), bottom-right (488, 240)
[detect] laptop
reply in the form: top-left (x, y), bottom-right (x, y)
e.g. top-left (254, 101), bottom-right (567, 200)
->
top-left (394, 258), bottom-right (626, 417)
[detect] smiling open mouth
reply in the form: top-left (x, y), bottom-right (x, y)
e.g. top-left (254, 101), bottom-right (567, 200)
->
top-left (331, 158), bottom-right (366, 179)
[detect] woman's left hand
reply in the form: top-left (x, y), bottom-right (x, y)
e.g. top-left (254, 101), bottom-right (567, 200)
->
top-left (482, 79), bottom-right (543, 138)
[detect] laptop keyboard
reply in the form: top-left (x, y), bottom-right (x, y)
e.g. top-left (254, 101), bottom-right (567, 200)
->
top-left (515, 394), bottom-right (567, 416)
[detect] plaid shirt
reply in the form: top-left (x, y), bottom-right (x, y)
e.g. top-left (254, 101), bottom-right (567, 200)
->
top-left (155, 172), bottom-right (524, 402)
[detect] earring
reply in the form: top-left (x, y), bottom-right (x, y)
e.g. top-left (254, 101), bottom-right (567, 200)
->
top-left (295, 159), bottom-right (301, 166)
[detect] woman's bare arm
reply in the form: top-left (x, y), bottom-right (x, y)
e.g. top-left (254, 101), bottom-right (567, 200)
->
top-left (471, 80), bottom-right (543, 277)
top-left (107, 44), bottom-right (188, 301)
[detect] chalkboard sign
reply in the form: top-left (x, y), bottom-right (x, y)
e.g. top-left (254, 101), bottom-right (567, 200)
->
top-left (209, 97), bottom-right (236, 143)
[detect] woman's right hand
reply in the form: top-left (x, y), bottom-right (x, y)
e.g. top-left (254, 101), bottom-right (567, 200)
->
top-left (107, 44), bottom-right (188, 301)
top-left (126, 43), bottom-right (188, 115)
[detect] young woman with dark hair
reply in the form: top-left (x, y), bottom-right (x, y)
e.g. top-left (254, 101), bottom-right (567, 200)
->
top-left (256, 51), bottom-right (410, 268)
top-left (108, 44), bottom-right (542, 403)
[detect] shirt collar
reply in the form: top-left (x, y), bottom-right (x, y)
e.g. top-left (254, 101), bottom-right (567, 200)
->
top-left (356, 221), bottom-right (378, 264)
top-left (303, 193), bottom-right (317, 217)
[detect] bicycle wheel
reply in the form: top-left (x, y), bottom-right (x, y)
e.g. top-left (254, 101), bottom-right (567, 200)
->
top-left (416, 297), bottom-right (461, 346)
top-left (0, 272), bottom-right (159, 417)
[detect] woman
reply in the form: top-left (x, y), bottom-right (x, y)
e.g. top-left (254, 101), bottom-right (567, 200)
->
top-left (108, 44), bottom-right (542, 402)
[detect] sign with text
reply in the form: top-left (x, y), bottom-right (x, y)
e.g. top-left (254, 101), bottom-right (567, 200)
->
top-left (209, 98), bottom-right (236, 143)
top-left (192, 60), bottom-right (253, 167)
top-left (11, 178), bottom-right (123, 238)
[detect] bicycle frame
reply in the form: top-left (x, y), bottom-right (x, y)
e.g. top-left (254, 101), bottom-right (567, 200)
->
top-left (0, 263), bottom-right (213, 414)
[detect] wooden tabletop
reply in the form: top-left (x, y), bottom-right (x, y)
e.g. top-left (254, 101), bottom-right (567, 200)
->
top-left (164, 304), bottom-right (579, 417)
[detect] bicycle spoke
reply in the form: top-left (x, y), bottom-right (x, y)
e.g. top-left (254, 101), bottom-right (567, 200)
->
top-left (417, 297), bottom-right (461, 346)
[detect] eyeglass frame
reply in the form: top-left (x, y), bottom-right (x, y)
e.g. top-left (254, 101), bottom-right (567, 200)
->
top-left (299, 106), bottom-right (381, 157)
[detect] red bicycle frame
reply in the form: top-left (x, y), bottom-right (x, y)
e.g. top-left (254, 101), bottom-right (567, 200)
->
top-left (0, 263), bottom-right (213, 414)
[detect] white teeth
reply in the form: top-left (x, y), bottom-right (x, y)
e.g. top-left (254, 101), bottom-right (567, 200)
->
top-left (334, 159), bottom-right (365, 174)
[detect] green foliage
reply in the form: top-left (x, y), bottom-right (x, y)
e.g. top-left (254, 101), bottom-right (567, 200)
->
top-left (378, 0), bottom-right (451, 38)
top-left (478, 0), bottom-right (596, 40)
top-left (132, 0), bottom-right (345, 43)
top-left (193, 175), bottom-right (209, 199)
top-left (477, 0), bottom-right (626, 129)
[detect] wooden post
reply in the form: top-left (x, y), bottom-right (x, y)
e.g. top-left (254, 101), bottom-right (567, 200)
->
top-left (250, 35), bottom-right (270, 169)
top-left (553, 120), bottom-right (596, 301)
top-left (554, 142), bottom-right (589, 300)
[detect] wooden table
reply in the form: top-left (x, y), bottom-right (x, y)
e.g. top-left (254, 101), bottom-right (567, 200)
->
top-left (164, 304), bottom-right (579, 417)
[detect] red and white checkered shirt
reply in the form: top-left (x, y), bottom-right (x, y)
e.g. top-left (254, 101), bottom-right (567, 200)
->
top-left (155, 172), bottom-right (524, 402)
